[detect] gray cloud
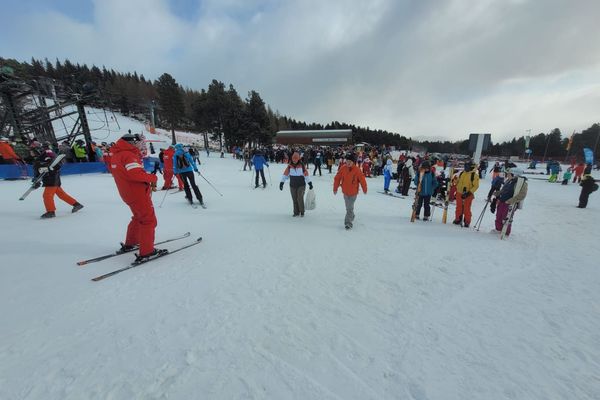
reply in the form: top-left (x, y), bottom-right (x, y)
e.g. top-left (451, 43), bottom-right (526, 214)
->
top-left (2, 0), bottom-right (600, 141)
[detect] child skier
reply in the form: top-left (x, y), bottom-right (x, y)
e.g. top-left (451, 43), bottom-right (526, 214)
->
top-left (383, 159), bottom-right (393, 192)
top-left (32, 146), bottom-right (84, 219)
top-left (251, 150), bottom-right (269, 188)
top-left (561, 168), bottom-right (573, 185)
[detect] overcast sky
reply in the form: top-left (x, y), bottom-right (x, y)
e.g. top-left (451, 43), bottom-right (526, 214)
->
top-left (1, 0), bottom-right (600, 141)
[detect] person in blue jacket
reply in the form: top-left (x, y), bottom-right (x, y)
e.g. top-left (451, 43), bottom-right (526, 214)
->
top-left (383, 159), bottom-right (393, 193)
top-left (412, 161), bottom-right (438, 221)
top-left (173, 143), bottom-right (204, 206)
top-left (251, 150), bottom-right (269, 188)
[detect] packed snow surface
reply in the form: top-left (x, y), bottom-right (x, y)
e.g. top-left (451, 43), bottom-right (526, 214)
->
top-left (1, 116), bottom-right (599, 400)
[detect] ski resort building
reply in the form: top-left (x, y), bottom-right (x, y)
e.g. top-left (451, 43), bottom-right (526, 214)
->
top-left (275, 129), bottom-right (352, 145)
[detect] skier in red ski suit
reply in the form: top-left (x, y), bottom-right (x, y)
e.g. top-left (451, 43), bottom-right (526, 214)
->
top-left (110, 133), bottom-right (161, 258)
top-left (161, 146), bottom-right (183, 190)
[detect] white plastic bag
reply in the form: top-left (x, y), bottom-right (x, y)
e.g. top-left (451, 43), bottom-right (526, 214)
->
top-left (305, 188), bottom-right (316, 210)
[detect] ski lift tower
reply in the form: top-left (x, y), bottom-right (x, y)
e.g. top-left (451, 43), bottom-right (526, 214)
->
top-left (469, 133), bottom-right (491, 164)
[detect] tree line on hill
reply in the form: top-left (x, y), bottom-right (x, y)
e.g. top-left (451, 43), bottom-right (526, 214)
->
top-left (1, 57), bottom-right (598, 160)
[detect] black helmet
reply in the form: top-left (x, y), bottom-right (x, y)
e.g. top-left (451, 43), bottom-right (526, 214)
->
top-left (463, 161), bottom-right (474, 171)
top-left (421, 161), bottom-right (431, 169)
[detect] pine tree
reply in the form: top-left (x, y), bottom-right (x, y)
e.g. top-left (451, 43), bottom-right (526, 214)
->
top-left (155, 73), bottom-right (184, 144)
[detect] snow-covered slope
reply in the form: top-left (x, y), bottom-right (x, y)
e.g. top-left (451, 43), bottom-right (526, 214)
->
top-left (1, 156), bottom-right (599, 400)
top-left (50, 105), bottom-right (207, 150)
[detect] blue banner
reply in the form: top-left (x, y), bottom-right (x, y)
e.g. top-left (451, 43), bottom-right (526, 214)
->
top-left (583, 148), bottom-right (594, 165)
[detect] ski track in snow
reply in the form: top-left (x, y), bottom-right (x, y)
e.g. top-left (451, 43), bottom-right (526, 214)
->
top-left (1, 115), bottom-right (600, 399)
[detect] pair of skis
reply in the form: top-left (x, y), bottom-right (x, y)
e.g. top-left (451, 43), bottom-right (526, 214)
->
top-left (76, 232), bottom-right (202, 281)
top-left (19, 154), bottom-right (66, 200)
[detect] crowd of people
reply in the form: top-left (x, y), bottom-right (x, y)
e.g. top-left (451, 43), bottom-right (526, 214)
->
top-left (2, 134), bottom-right (598, 259)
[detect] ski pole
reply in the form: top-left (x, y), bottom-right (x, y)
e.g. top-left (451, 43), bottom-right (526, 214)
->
top-left (473, 199), bottom-right (490, 231)
top-left (158, 187), bottom-right (170, 208)
top-left (197, 171), bottom-right (223, 196)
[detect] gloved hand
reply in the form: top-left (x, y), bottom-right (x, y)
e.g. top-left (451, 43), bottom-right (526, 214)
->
top-left (461, 191), bottom-right (471, 199)
top-left (38, 167), bottom-right (49, 173)
top-left (490, 198), bottom-right (497, 213)
top-left (33, 181), bottom-right (42, 189)
top-left (150, 182), bottom-right (157, 192)
top-left (194, 168), bottom-right (198, 173)
top-left (266, 164), bottom-right (269, 168)
top-left (308, 182), bottom-right (313, 190)
top-left (279, 182), bottom-right (284, 191)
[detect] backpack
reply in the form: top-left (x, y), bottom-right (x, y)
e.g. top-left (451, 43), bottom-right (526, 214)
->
top-left (176, 154), bottom-right (190, 169)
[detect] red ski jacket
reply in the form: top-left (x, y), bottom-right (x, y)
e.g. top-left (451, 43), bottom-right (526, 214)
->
top-left (110, 139), bottom-right (157, 204)
top-left (162, 147), bottom-right (175, 169)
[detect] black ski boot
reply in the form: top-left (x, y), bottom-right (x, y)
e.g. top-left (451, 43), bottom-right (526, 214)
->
top-left (40, 211), bottom-right (55, 219)
top-left (118, 243), bottom-right (136, 254)
top-left (453, 217), bottom-right (462, 225)
top-left (72, 202), bottom-right (84, 213)
top-left (135, 248), bottom-right (168, 263)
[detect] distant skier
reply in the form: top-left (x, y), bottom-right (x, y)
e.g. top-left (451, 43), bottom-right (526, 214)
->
top-left (383, 159), bottom-right (393, 192)
top-left (251, 150), bottom-right (269, 188)
top-left (31, 145), bottom-right (83, 219)
top-left (494, 168), bottom-right (528, 236)
top-left (362, 156), bottom-right (372, 178)
top-left (412, 161), bottom-right (438, 221)
top-left (313, 151), bottom-right (323, 176)
top-left (173, 143), bottom-right (204, 207)
top-left (110, 133), bottom-right (164, 261)
top-left (561, 168), bottom-right (572, 185)
top-left (453, 160), bottom-right (480, 228)
top-left (548, 162), bottom-right (560, 183)
top-left (279, 151), bottom-right (312, 217)
top-left (333, 153), bottom-right (367, 229)
top-left (577, 174), bottom-right (598, 208)
top-left (573, 163), bottom-right (585, 183)
top-left (400, 158), bottom-right (415, 196)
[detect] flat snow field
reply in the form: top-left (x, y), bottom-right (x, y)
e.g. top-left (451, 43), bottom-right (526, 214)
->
top-left (1, 156), bottom-right (599, 400)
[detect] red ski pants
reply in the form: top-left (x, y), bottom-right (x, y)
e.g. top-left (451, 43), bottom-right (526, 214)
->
top-left (163, 169), bottom-right (183, 189)
top-left (43, 186), bottom-right (77, 212)
top-left (455, 193), bottom-right (474, 224)
top-left (125, 198), bottom-right (157, 256)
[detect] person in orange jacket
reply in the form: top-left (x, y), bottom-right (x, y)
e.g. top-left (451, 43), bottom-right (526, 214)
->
top-left (110, 133), bottom-right (164, 260)
top-left (161, 145), bottom-right (184, 190)
top-left (333, 153), bottom-right (367, 230)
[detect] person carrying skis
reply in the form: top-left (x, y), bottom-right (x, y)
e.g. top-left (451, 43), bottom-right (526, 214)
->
top-left (383, 159), bottom-right (393, 192)
top-left (31, 145), bottom-right (83, 219)
top-left (494, 168), bottom-right (528, 236)
top-left (279, 151), bottom-right (312, 217)
top-left (577, 174), bottom-right (598, 208)
top-left (110, 133), bottom-right (164, 260)
top-left (251, 150), bottom-right (269, 188)
top-left (333, 153), bottom-right (367, 229)
top-left (453, 160), bottom-right (480, 227)
top-left (173, 143), bottom-right (204, 206)
top-left (412, 161), bottom-right (438, 221)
